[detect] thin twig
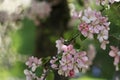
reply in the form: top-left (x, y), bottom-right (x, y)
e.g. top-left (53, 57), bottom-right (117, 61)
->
top-left (43, 69), bottom-right (50, 80)
top-left (109, 35), bottom-right (120, 41)
top-left (65, 33), bottom-right (80, 45)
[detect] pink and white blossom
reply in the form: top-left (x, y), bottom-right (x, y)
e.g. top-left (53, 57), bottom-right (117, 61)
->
top-left (24, 69), bottom-right (36, 80)
top-left (52, 40), bottom-right (89, 77)
top-left (25, 56), bottom-right (42, 71)
top-left (109, 46), bottom-right (120, 71)
top-left (78, 22), bottom-right (89, 37)
top-left (96, 0), bottom-right (116, 5)
top-left (50, 57), bottom-right (58, 69)
top-left (82, 7), bottom-right (97, 23)
top-left (100, 40), bottom-right (109, 50)
top-left (78, 7), bottom-right (110, 50)
top-left (56, 39), bottom-right (64, 53)
top-left (97, 29), bottom-right (109, 42)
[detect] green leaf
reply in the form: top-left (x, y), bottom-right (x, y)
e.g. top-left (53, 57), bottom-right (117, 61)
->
top-left (46, 70), bottom-right (54, 80)
top-left (42, 57), bottom-right (51, 65)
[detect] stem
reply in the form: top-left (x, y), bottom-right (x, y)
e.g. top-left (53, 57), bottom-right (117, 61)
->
top-left (65, 32), bottom-right (80, 45)
top-left (109, 35), bottom-right (120, 41)
top-left (43, 69), bottom-right (50, 80)
top-left (100, 3), bottom-right (105, 12)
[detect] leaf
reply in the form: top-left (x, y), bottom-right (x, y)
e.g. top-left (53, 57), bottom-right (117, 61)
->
top-left (46, 70), bottom-right (54, 80)
top-left (42, 57), bottom-right (51, 65)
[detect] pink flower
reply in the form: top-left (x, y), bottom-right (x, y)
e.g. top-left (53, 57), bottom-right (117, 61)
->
top-left (54, 40), bottom-right (89, 77)
top-left (96, 0), bottom-right (117, 5)
top-left (56, 39), bottom-right (77, 54)
top-left (96, 0), bottom-right (108, 5)
top-left (69, 69), bottom-right (75, 77)
top-left (109, 46), bottom-right (120, 71)
top-left (24, 69), bottom-right (36, 80)
top-left (25, 56), bottom-right (42, 71)
top-left (56, 39), bottom-right (64, 53)
top-left (58, 54), bottom-right (74, 77)
top-left (78, 22), bottom-right (89, 37)
top-left (97, 29), bottom-right (109, 42)
top-left (77, 7), bottom-right (110, 50)
top-left (62, 44), bottom-right (76, 55)
top-left (100, 40), bottom-right (109, 50)
top-left (82, 7), bottom-right (97, 23)
top-left (61, 44), bottom-right (73, 52)
top-left (56, 39), bottom-right (76, 54)
top-left (50, 57), bottom-right (58, 69)
top-left (89, 25), bottom-right (101, 34)
top-left (74, 51), bottom-right (88, 69)
top-left (71, 11), bottom-right (82, 19)
top-left (60, 54), bottom-right (73, 71)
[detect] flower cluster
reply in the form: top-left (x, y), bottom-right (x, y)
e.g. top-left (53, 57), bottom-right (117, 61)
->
top-left (24, 69), bottom-right (48, 80)
top-left (24, 56), bottom-right (46, 80)
top-left (96, 0), bottom-right (120, 6)
top-left (109, 46), bottom-right (120, 71)
top-left (25, 56), bottom-right (42, 71)
top-left (50, 39), bottom-right (89, 77)
top-left (24, 39), bottom-right (96, 79)
top-left (96, 0), bottom-right (116, 5)
top-left (77, 7), bottom-right (110, 50)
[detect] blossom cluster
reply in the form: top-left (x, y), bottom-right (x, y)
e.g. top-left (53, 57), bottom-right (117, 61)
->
top-left (96, 0), bottom-right (115, 5)
top-left (24, 56), bottom-right (46, 80)
top-left (24, 39), bottom-right (96, 79)
top-left (50, 39), bottom-right (96, 77)
top-left (96, 0), bottom-right (120, 6)
top-left (21, 0), bottom-right (120, 79)
top-left (109, 46), bottom-right (120, 71)
top-left (76, 7), bottom-right (110, 50)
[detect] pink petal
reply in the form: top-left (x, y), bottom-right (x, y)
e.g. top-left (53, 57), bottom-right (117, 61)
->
top-left (67, 45), bottom-right (73, 51)
top-left (114, 56), bottom-right (119, 65)
top-left (62, 66), bottom-right (68, 71)
top-left (82, 56), bottom-right (88, 62)
top-left (109, 51), bottom-right (116, 57)
top-left (61, 45), bottom-right (67, 52)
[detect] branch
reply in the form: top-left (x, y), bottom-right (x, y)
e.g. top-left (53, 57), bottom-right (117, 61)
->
top-left (109, 35), bottom-right (120, 41)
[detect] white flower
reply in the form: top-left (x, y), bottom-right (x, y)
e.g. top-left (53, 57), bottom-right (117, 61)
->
top-left (56, 39), bottom-right (64, 53)
top-left (82, 7), bottom-right (97, 23)
top-left (97, 29), bottom-right (108, 42)
top-left (100, 40), bottom-right (109, 50)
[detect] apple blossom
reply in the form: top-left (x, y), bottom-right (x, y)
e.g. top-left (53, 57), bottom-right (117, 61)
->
top-left (78, 22), bottom-right (89, 37)
top-left (77, 7), bottom-right (110, 50)
top-left (109, 46), bottom-right (120, 71)
top-left (24, 69), bottom-right (36, 80)
top-left (25, 56), bottom-right (42, 71)
top-left (50, 39), bottom-right (89, 77)
top-left (96, 0), bottom-right (116, 5)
